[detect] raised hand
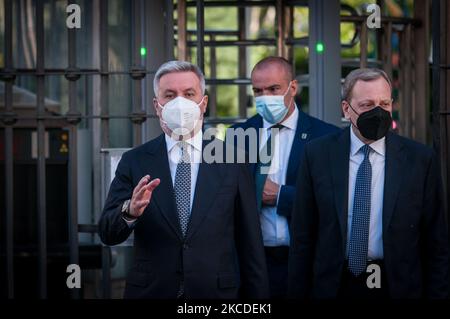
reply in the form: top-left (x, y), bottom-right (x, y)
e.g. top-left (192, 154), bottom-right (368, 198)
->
top-left (129, 175), bottom-right (161, 218)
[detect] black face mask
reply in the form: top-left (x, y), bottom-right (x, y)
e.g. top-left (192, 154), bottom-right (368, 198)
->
top-left (348, 104), bottom-right (392, 140)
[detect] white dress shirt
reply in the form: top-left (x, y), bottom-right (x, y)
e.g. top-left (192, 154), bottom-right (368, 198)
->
top-left (125, 131), bottom-right (202, 226)
top-left (259, 106), bottom-right (299, 247)
top-left (346, 127), bottom-right (385, 260)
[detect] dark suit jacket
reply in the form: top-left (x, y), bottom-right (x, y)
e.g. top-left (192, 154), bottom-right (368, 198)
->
top-left (230, 107), bottom-right (339, 219)
top-left (98, 134), bottom-right (270, 299)
top-left (288, 127), bottom-right (449, 299)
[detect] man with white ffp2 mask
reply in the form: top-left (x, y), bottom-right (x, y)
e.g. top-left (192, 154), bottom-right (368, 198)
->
top-left (99, 60), bottom-right (269, 299)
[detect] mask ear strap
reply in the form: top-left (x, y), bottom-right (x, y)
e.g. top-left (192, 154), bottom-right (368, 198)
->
top-left (283, 81), bottom-right (295, 109)
top-left (349, 118), bottom-right (359, 130)
top-left (345, 101), bottom-right (361, 130)
top-left (346, 101), bottom-right (360, 116)
top-left (155, 98), bottom-right (164, 109)
top-left (197, 95), bottom-right (206, 107)
top-left (283, 81), bottom-right (292, 97)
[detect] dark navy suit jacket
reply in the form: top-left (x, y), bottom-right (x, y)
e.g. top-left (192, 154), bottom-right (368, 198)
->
top-left (99, 134), bottom-right (270, 299)
top-left (230, 106), bottom-right (339, 220)
top-left (288, 128), bottom-right (449, 298)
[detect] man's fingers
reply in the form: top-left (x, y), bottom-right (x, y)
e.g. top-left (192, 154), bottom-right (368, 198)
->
top-left (135, 177), bottom-right (160, 200)
top-left (132, 199), bottom-right (150, 216)
top-left (135, 180), bottom-right (150, 199)
top-left (135, 199), bottom-right (150, 209)
top-left (131, 178), bottom-right (160, 215)
top-left (138, 179), bottom-right (160, 202)
top-left (133, 175), bottom-right (150, 196)
top-left (145, 178), bottom-right (161, 192)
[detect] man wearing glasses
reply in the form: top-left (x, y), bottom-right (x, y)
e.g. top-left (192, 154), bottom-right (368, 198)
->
top-left (288, 68), bottom-right (448, 299)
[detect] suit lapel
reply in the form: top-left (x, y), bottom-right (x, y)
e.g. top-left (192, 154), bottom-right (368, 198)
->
top-left (185, 138), bottom-right (224, 241)
top-left (330, 128), bottom-right (351, 251)
top-left (143, 134), bottom-right (183, 241)
top-left (382, 132), bottom-right (406, 231)
top-left (285, 110), bottom-right (312, 185)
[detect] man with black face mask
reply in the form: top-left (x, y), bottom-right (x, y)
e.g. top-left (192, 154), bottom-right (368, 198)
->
top-left (288, 68), bottom-right (448, 299)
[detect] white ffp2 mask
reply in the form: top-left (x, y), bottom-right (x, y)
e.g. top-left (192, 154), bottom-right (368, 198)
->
top-left (158, 96), bottom-right (203, 138)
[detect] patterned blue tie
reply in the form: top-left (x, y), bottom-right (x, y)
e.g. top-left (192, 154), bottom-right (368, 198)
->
top-left (348, 144), bottom-right (372, 276)
top-left (174, 141), bottom-right (191, 237)
top-left (174, 142), bottom-right (191, 298)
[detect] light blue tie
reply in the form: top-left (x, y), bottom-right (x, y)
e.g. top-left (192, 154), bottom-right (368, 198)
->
top-left (348, 144), bottom-right (372, 276)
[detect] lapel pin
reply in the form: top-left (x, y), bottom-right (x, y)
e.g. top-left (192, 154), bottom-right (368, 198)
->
top-left (301, 133), bottom-right (308, 140)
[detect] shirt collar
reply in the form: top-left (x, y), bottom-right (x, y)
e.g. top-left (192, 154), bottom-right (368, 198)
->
top-left (262, 104), bottom-right (299, 131)
top-left (165, 130), bottom-right (203, 153)
top-left (350, 126), bottom-right (386, 157)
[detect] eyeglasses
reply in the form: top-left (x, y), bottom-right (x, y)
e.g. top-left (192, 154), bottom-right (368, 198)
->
top-left (347, 98), bottom-right (394, 111)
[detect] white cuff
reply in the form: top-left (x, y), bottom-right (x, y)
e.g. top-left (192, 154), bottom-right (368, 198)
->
top-left (123, 216), bottom-right (137, 227)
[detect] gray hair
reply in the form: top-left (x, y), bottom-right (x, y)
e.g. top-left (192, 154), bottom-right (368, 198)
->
top-left (153, 60), bottom-right (206, 97)
top-left (342, 68), bottom-right (392, 102)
